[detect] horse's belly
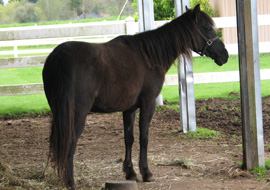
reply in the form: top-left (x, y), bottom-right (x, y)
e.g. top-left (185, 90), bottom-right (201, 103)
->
top-left (91, 92), bottom-right (138, 113)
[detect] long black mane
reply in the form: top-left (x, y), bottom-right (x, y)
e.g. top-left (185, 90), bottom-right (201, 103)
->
top-left (120, 9), bottom-right (215, 72)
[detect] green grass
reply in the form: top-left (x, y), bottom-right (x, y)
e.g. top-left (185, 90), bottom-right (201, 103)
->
top-left (183, 127), bottom-right (221, 140)
top-left (266, 159), bottom-right (270, 169)
top-left (0, 67), bottom-right (43, 85)
top-left (251, 160), bottom-right (270, 179)
top-left (0, 94), bottom-right (49, 116)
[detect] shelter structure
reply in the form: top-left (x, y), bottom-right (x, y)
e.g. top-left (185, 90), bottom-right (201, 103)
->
top-left (236, 0), bottom-right (264, 169)
top-left (137, 0), bottom-right (265, 169)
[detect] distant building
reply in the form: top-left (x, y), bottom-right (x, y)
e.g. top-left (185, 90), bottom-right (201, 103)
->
top-left (69, 13), bottom-right (101, 21)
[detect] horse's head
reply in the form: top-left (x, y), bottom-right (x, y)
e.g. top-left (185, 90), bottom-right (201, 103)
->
top-left (189, 4), bottom-right (229, 66)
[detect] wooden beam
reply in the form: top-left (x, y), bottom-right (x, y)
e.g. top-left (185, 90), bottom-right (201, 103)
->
top-left (0, 22), bottom-right (126, 41)
top-left (236, 0), bottom-right (265, 169)
top-left (0, 83), bottom-right (44, 96)
top-left (0, 56), bottom-right (46, 69)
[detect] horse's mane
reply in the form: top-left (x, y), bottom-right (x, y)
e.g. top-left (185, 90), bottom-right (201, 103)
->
top-left (120, 9), bottom-right (215, 72)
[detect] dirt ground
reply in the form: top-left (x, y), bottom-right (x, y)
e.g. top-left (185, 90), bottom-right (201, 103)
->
top-left (0, 96), bottom-right (270, 189)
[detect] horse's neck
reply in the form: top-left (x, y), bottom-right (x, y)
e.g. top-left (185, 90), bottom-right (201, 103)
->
top-left (134, 17), bottom-right (193, 73)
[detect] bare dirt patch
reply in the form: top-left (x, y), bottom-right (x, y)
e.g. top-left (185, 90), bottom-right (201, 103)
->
top-left (1, 97), bottom-right (270, 189)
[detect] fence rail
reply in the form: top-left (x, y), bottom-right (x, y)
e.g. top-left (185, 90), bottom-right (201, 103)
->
top-left (1, 16), bottom-right (270, 96)
top-left (1, 69), bottom-right (270, 96)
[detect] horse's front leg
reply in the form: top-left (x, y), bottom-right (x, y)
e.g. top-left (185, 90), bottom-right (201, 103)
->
top-left (122, 109), bottom-right (138, 181)
top-left (139, 99), bottom-right (155, 182)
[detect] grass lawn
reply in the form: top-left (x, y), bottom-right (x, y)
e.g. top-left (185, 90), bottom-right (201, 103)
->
top-left (0, 94), bottom-right (50, 116)
top-left (0, 67), bottom-right (43, 85)
top-left (0, 54), bottom-right (270, 116)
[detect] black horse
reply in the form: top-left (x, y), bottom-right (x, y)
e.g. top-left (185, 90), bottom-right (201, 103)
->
top-left (42, 4), bottom-right (228, 189)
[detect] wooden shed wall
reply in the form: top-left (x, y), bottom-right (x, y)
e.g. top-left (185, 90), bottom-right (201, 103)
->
top-left (209, 0), bottom-right (270, 44)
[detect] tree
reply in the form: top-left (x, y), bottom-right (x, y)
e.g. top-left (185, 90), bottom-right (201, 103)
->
top-left (14, 3), bottom-right (36, 23)
top-left (69, 0), bottom-right (83, 17)
top-left (132, 0), bottom-right (174, 21)
top-left (190, 0), bottom-right (219, 17)
top-left (153, 0), bottom-right (174, 20)
top-left (81, 0), bottom-right (93, 18)
top-left (36, 0), bottom-right (72, 21)
top-left (34, 6), bottom-right (46, 22)
top-left (0, 0), bottom-right (20, 24)
top-left (132, 0), bottom-right (219, 20)
top-left (0, 0), bottom-right (4, 5)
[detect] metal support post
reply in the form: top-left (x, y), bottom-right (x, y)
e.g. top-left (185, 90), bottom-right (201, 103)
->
top-left (236, 0), bottom-right (265, 169)
top-left (137, 0), bottom-right (154, 32)
top-left (175, 0), bottom-right (196, 133)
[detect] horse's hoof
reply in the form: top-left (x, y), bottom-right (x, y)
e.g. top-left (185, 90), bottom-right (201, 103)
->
top-left (68, 185), bottom-right (76, 190)
top-left (123, 162), bottom-right (138, 181)
top-left (125, 172), bottom-right (138, 181)
top-left (127, 176), bottom-right (139, 182)
top-left (142, 170), bottom-right (153, 182)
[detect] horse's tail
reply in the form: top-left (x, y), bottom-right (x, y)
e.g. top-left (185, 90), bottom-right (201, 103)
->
top-left (42, 47), bottom-right (75, 186)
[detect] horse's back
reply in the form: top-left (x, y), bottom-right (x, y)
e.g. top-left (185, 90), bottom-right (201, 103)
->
top-left (43, 39), bottom-right (161, 113)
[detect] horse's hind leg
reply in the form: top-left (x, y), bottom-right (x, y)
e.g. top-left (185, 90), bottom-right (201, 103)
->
top-left (66, 112), bottom-right (88, 189)
top-left (123, 109), bottom-right (138, 181)
top-left (66, 94), bottom-right (95, 189)
top-left (66, 108), bottom-right (92, 189)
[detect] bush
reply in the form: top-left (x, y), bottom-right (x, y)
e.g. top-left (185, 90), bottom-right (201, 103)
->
top-left (153, 0), bottom-right (175, 20)
top-left (132, 0), bottom-right (175, 21)
top-left (190, 0), bottom-right (219, 17)
top-left (132, 0), bottom-right (219, 20)
top-left (14, 3), bottom-right (37, 23)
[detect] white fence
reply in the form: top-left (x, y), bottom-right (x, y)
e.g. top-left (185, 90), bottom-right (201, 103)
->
top-left (1, 15), bottom-right (270, 58)
top-left (1, 16), bottom-right (270, 96)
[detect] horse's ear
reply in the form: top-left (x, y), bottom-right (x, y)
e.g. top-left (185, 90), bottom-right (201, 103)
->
top-left (192, 4), bottom-right (201, 22)
top-left (185, 6), bottom-right (190, 11)
top-left (193, 4), bottom-right (201, 14)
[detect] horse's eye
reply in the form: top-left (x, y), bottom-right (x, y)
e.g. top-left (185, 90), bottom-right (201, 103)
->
top-left (207, 27), bottom-right (212, 31)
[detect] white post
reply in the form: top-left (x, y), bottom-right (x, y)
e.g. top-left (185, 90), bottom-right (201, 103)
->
top-left (14, 45), bottom-right (18, 58)
top-left (125, 16), bottom-right (136, 35)
top-left (137, 0), bottom-right (155, 32)
top-left (175, 0), bottom-right (196, 133)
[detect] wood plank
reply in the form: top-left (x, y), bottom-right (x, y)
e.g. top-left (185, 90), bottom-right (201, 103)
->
top-left (0, 83), bottom-right (44, 96)
top-left (0, 56), bottom-right (47, 69)
top-left (236, 0), bottom-right (265, 169)
top-left (164, 69), bottom-right (270, 86)
top-left (1, 69), bottom-right (270, 96)
top-left (0, 21), bottom-right (126, 41)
